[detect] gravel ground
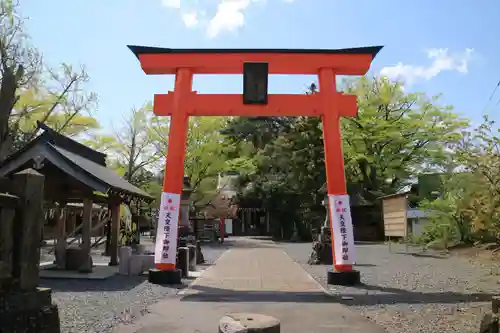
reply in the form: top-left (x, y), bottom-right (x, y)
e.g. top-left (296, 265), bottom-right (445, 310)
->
top-left (40, 241), bottom-right (229, 333)
top-left (281, 241), bottom-right (498, 333)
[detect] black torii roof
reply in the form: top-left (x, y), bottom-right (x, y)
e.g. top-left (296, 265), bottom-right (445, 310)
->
top-left (0, 123), bottom-right (152, 201)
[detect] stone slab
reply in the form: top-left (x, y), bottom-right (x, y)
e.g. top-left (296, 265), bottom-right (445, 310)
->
top-left (219, 313), bottom-right (280, 333)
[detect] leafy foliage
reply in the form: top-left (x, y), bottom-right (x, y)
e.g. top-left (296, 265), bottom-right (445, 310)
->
top-left (6, 0), bottom-right (498, 246)
top-left (227, 78), bottom-right (469, 240)
top-left (416, 115), bottom-right (500, 247)
top-left (341, 77), bottom-right (468, 202)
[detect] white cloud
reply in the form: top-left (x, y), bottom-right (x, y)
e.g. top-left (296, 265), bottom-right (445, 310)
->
top-left (380, 48), bottom-right (474, 86)
top-left (207, 0), bottom-right (252, 38)
top-left (160, 0), bottom-right (295, 38)
top-left (161, 0), bottom-right (181, 9)
top-left (182, 12), bottom-right (198, 27)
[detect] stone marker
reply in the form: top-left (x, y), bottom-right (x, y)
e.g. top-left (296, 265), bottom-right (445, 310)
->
top-left (12, 169), bottom-right (45, 290)
top-left (0, 169), bottom-right (61, 332)
top-left (196, 240), bottom-right (205, 264)
top-left (187, 244), bottom-right (197, 271)
top-left (219, 313), bottom-right (280, 333)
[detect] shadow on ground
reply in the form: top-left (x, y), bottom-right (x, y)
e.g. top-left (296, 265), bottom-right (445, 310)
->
top-left (39, 275), bottom-right (151, 292)
top-left (201, 238), bottom-right (276, 249)
top-left (182, 285), bottom-right (334, 303)
top-left (251, 236), bottom-right (385, 246)
top-left (180, 283), bottom-right (493, 306)
top-left (250, 236), bottom-right (311, 244)
top-left (393, 251), bottom-right (450, 259)
top-left (40, 274), bottom-right (190, 292)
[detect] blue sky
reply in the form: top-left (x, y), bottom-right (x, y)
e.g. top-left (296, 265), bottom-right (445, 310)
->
top-left (21, 0), bottom-right (500, 131)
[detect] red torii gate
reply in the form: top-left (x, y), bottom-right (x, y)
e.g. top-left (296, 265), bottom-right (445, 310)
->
top-left (129, 45), bottom-right (382, 286)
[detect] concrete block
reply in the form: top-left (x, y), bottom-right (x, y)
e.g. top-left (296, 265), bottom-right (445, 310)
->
top-left (128, 255), bottom-right (144, 276)
top-left (118, 247), bottom-right (132, 275)
top-left (141, 254), bottom-right (155, 271)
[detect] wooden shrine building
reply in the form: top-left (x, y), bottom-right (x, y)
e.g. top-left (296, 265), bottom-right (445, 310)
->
top-left (0, 122), bottom-right (153, 272)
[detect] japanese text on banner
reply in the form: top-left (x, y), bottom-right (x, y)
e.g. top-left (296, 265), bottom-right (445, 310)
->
top-left (328, 194), bottom-right (356, 266)
top-left (154, 192), bottom-right (180, 265)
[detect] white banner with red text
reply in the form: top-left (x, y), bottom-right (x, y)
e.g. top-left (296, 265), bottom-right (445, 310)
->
top-left (154, 192), bottom-right (181, 265)
top-left (328, 194), bottom-right (356, 266)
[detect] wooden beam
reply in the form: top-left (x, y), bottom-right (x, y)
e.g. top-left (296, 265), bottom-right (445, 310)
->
top-left (138, 52), bottom-right (375, 75)
top-left (154, 93), bottom-right (358, 117)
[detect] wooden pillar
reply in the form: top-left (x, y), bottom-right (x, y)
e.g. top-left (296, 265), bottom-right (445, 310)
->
top-left (266, 211), bottom-right (270, 234)
top-left (67, 210), bottom-right (75, 235)
top-left (219, 217), bottom-right (225, 243)
top-left (319, 68), bottom-right (354, 273)
top-left (80, 198), bottom-right (93, 272)
top-left (240, 211), bottom-right (243, 234)
top-left (108, 199), bottom-right (120, 266)
top-left (54, 203), bottom-right (67, 269)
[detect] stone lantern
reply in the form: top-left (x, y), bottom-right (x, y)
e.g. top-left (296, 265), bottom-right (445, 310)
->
top-left (178, 176), bottom-right (194, 247)
top-left (308, 183), bottom-right (333, 265)
top-left (179, 176), bottom-right (193, 229)
top-left (319, 183), bottom-right (331, 231)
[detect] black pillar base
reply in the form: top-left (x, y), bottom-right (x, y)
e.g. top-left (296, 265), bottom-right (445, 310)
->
top-left (327, 269), bottom-right (361, 286)
top-left (148, 268), bottom-right (182, 285)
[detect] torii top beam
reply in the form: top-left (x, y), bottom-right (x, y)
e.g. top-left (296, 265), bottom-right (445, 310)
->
top-left (128, 45), bottom-right (383, 75)
top-left (128, 45), bottom-right (383, 117)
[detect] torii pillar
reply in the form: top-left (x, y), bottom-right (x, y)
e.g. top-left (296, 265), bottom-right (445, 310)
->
top-left (129, 45), bottom-right (382, 286)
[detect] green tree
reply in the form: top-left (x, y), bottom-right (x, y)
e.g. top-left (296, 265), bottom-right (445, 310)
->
top-left (109, 103), bottom-right (159, 184)
top-left (442, 115), bottom-right (500, 243)
top-left (228, 78), bottom-right (469, 240)
top-left (0, 0), bottom-right (41, 158)
top-left (418, 172), bottom-right (476, 246)
top-left (341, 76), bottom-right (469, 202)
top-left (151, 116), bottom-right (239, 209)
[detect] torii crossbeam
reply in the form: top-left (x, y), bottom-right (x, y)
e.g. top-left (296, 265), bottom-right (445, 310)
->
top-left (129, 45), bottom-right (383, 286)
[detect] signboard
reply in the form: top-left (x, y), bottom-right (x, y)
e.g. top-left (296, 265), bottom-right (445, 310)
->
top-left (328, 194), bottom-right (356, 266)
top-left (382, 196), bottom-right (408, 237)
top-left (154, 192), bottom-right (180, 265)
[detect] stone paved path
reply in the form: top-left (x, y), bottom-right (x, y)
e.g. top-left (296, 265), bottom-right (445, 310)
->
top-left (113, 238), bottom-right (386, 333)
